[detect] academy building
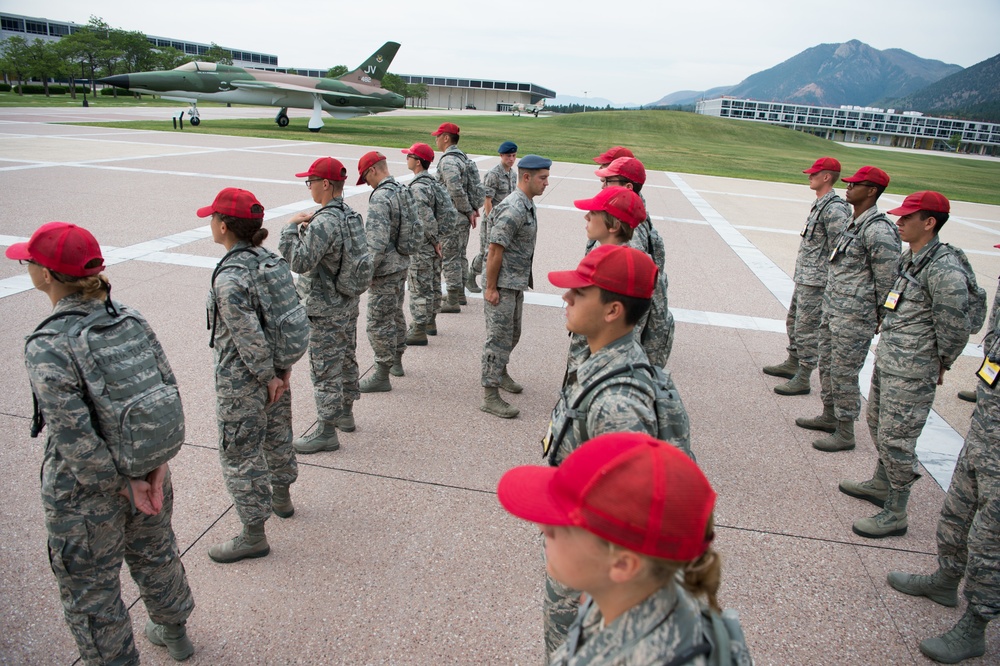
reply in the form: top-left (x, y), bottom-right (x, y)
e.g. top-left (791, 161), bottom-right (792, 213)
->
top-left (695, 96), bottom-right (1000, 155)
top-left (0, 12), bottom-right (277, 69)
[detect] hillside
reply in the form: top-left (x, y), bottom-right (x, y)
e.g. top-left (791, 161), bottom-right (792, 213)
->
top-left (884, 53), bottom-right (1000, 122)
top-left (650, 40), bottom-right (961, 108)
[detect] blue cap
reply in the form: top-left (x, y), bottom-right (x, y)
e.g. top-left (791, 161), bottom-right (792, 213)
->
top-left (498, 141), bottom-right (518, 154)
top-left (518, 155), bottom-right (552, 170)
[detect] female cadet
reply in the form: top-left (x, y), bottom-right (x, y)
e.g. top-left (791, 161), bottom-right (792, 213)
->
top-left (201, 188), bottom-right (299, 563)
top-left (498, 432), bottom-right (751, 665)
top-left (11, 222), bottom-right (195, 664)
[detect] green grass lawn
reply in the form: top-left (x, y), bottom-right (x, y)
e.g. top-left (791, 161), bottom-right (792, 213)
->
top-left (0, 91), bottom-right (229, 108)
top-left (17, 98), bottom-right (998, 205)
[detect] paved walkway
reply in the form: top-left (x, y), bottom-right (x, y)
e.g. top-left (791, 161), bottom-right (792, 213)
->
top-left (0, 109), bottom-right (997, 664)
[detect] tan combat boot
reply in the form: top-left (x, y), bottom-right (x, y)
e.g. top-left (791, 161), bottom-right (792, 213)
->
top-left (208, 523), bottom-right (269, 563)
top-left (920, 608), bottom-right (988, 663)
top-left (813, 419), bottom-right (855, 452)
top-left (774, 366), bottom-right (813, 396)
top-left (406, 323), bottom-right (428, 346)
top-left (293, 422), bottom-right (340, 454)
top-left (440, 289), bottom-right (461, 313)
top-left (426, 314), bottom-right (437, 336)
top-left (481, 387), bottom-right (519, 418)
top-left (852, 484), bottom-right (910, 538)
top-left (389, 353), bottom-right (404, 377)
top-left (839, 461), bottom-right (889, 507)
top-left (763, 354), bottom-right (798, 379)
top-left (360, 363), bottom-right (392, 392)
top-left (145, 619), bottom-right (195, 661)
top-left (336, 402), bottom-right (356, 432)
top-left (500, 370), bottom-right (523, 394)
top-left (271, 484), bottom-right (294, 518)
top-left (887, 567), bottom-right (961, 607)
top-left (795, 404), bottom-right (837, 432)
top-left (465, 268), bottom-right (482, 294)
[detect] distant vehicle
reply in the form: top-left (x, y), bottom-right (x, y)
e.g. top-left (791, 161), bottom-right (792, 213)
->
top-left (465, 104), bottom-right (477, 110)
top-left (98, 42), bottom-right (404, 132)
top-left (511, 98), bottom-right (546, 117)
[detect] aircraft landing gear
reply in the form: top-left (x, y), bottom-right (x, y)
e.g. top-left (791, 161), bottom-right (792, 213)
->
top-left (275, 108), bottom-right (289, 127)
top-left (307, 96), bottom-right (324, 133)
top-left (188, 102), bottom-right (201, 126)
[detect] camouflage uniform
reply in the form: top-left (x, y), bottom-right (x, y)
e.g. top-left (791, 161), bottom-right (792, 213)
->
top-left (437, 145), bottom-right (476, 290)
top-left (543, 331), bottom-right (658, 655)
top-left (483, 189), bottom-right (536, 387)
top-left (279, 199), bottom-right (361, 425)
top-left (868, 239), bottom-right (970, 488)
top-left (550, 586), bottom-right (753, 666)
top-left (936, 279), bottom-right (1000, 619)
top-left (209, 240), bottom-right (298, 527)
top-left (818, 205), bottom-right (901, 421)
top-left (366, 177), bottom-right (411, 365)
top-left (25, 293), bottom-right (194, 665)
top-left (408, 172), bottom-right (444, 325)
top-left (786, 191), bottom-right (850, 369)
top-left (472, 162), bottom-right (517, 275)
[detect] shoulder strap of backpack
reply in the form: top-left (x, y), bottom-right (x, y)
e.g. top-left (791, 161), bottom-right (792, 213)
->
top-left (548, 362), bottom-right (655, 465)
top-left (28, 309), bottom-right (90, 438)
top-left (209, 246), bottom-right (262, 349)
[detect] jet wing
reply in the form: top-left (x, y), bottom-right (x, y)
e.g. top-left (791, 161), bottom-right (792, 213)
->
top-left (230, 80), bottom-right (377, 100)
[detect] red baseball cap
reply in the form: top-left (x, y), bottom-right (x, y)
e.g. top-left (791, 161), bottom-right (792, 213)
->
top-left (498, 432), bottom-right (716, 561)
top-left (431, 122), bottom-right (460, 136)
top-left (595, 157), bottom-right (646, 185)
top-left (401, 143), bottom-right (434, 163)
top-left (887, 191), bottom-right (950, 216)
top-left (593, 146), bottom-right (634, 165)
top-left (357, 151), bottom-right (386, 185)
top-left (574, 186), bottom-right (647, 229)
top-left (295, 157), bottom-right (347, 182)
top-left (548, 244), bottom-right (657, 299)
top-left (842, 166), bottom-right (890, 187)
top-left (196, 188), bottom-right (264, 219)
top-left (803, 157), bottom-right (841, 174)
top-left (6, 222), bottom-right (105, 277)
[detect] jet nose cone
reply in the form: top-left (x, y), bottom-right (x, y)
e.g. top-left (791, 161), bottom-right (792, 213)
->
top-left (98, 75), bottom-right (131, 89)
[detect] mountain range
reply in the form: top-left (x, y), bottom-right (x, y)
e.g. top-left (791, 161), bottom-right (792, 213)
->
top-left (648, 40), bottom-right (999, 121)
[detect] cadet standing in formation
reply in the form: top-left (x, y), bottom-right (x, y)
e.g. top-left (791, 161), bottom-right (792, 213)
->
top-left (13, 223), bottom-right (196, 663)
top-left (541, 245), bottom-right (665, 656)
top-left (203, 188), bottom-right (300, 563)
top-left (763, 157), bottom-right (850, 395)
top-left (841, 192), bottom-right (971, 539)
top-left (797, 166), bottom-right (901, 452)
top-left (887, 248), bottom-right (999, 663)
top-left (281, 158), bottom-right (367, 453)
top-left (481, 154), bottom-right (551, 418)
top-left (469, 140), bottom-right (518, 292)
top-left (433, 122), bottom-right (479, 312)
top-left (402, 142), bottom-right (451, 345)
top-left (358, 151), bottom-right (413, 391)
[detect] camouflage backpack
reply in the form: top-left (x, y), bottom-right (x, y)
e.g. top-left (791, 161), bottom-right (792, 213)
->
top-left (27, 303), bottom-right (186, 478)
top-left (210, 246), bottom-right (311, 369)
top-left (942, 243), bottom-right (988, 334)
top-left (325, 200), bottom-right (373, 297)
top-left (547, 362), bottom-right (693, 466)
top-left (373, 178), bottom-right (423, 256)
top-left (440, 149), bottom-right (486, 210)
top-left (428, 176), bottom-right (461, 236)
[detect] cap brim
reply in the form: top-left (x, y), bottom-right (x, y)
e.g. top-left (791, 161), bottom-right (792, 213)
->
top-left (887, 205), bottom-right (919, 216)
top-left (548, 269), bottom-right (594, 290)
top-left (496, 466), bottom-right (573, 526)
top-left (195, 205), bottom-right (215, 218)
top-left (294, 170), bottom-right (312, 178)
top-left (803, 167), bottom-right (821, 174)
top-left (431, 130), bottom-right (443, 136)
top-left (593, 167), bottom-right (613, 178)
top-left (4, 242), bottom-right (31, 261)
top-left (573, 197), bottom-right (602, 211)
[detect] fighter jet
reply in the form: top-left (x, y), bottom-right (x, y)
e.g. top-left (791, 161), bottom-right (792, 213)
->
top-left (511, 98), bottom-right (546, 117)
top-left (99, 42), bottom-right (404, 132)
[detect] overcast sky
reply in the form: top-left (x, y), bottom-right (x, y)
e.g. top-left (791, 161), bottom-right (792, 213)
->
top-left (10, 0), bottom-right (1000, 104)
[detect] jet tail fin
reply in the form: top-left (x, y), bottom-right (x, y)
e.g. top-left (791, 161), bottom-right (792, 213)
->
top-left (339, 42), bottom-right (400, 87)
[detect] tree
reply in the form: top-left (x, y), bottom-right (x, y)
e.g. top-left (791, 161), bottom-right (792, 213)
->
top-left (59, 17), bottom-right (111, 100)
top-left (948, 132), bottom-right (962, 152)
top-left (202, 43), bottom-right (232, 65)
top-left (116, 30), bottom-right (157, 73)
top-left (406, 82), bottom-right (428, 108)
top-left (326, 65), bottom-right (348, 79)
top-left (27, 39), bottom-right (65, 96)
top-left (154, 46), bottom-right (190, 71)
top-left (0, 36), bottom-right (31, 95)
top-left (381, 72), bottom-right (406, 96)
